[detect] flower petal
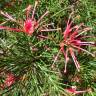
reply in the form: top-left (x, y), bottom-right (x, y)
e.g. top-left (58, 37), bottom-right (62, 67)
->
top-left (61, 48), bottom-right (69, 73)
top-left (72, 45), bottom-right (95, 57)
top-left (69, 48), bottom-right (80, 72)
top-left (24, 5), bottom-right (32, 19)
top-left (77, 41), bottom-right (95, 46)
top-left (63, 19), bottom-right (72, 40)
top-left (75, 27), bottom-right (92, 38)
top-left (0, 26), bottom-right (22, 32)
top-left (70, 23), bottom-right (83, 40)
top-left (0, 11), bottom-right (16, 22)
top-left (79, 36), bottom-right (96, 39)
top-left (52, 48), bottom-right (61, 68)
top-left (32, 1), bottom-right (38, 20)
top-left (66, 88), bottom-right (87, 94)
top-left (37, 11), bottom-right (49, 24)
top-left (71, 40), bottom-right (95, 46)
top-left (40, 28), bottom-right (61, 32)
top-left (75, 90), bottom-right (88, 94)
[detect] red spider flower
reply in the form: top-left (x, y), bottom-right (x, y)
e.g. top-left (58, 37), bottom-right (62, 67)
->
top-left (53, 18), bottom-right (95, 73)
top-left (0, 73), bottom-right (15, 89)
top-left (65, 86), bottom-right (88, 95)
top-left (0, 1), bottom-right (58, 35)
top-left (4, 73), bottom-right (15, 87)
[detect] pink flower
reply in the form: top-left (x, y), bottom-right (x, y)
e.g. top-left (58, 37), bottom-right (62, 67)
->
top-left (4, 73), bottom-right (15, 87)
top-left (53, 18), bottom-right (95, 73)
top-left (0, 73), bottom-right (15, 89)
top-left (65, 86), bottom-right (88, 95)
top-left (0, 1), bottom-right (52, 35)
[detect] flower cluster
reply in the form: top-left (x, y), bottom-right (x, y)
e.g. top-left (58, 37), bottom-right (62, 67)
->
top-left (53, 19), bottom-right (95, 73)
top-left (0, 1), bottom-right (59, 35)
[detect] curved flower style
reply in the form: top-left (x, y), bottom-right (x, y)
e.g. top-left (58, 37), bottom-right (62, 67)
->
top-left (0, 1), bottom-right (58, 35)
top-left (53, 19), bottom-right (95, 73)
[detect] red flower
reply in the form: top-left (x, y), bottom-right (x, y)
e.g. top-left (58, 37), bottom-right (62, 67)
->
top-left (0, 1), bottom-right (54, 35)
top-left (0, 73), bottom-right (15, 89)
top-left (65, 86), bottom-right (88, 95)
top-left (4, 73), bottom-right (15, 87)
top-left (53, 18), bottom-right (95, 73)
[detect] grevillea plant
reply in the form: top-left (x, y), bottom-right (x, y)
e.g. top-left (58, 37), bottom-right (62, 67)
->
top-left (53, 18), bottom-right (95, 73)
top-left (0, 1), bottom-right (59, 35)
